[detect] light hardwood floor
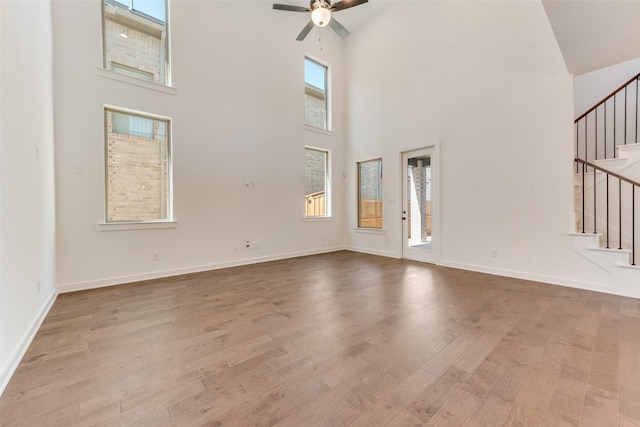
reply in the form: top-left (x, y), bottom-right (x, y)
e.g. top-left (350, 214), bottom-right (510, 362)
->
top-left (2, 251), bottom-right (640, 426)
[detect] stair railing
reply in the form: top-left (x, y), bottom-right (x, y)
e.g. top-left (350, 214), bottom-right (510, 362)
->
top-left (575, 72), bottom-right (640, 170)
top-left (575, 158), bottom-right (638, 265)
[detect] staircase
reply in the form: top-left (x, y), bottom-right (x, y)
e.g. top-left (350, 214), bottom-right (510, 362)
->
top-left (572, 72), bottom-right (640, 287)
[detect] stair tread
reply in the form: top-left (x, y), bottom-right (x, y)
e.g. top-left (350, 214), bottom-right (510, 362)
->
top-left (617, 142), bottom-right (640, 151)
top-left (617, 263), bottom-right (640, 269)
top-left (594, 157), bottom-right (628, 164)
top-left (589, 246), bottom-right (631, 254)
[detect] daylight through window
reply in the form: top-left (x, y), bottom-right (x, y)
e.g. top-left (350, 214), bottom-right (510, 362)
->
top-left (304, 57), bottom-right (328, 130)
top-left (105, 108), bottom-right (171, 222)
top-left (305, 147), bottom-right (330, 217)
top-left (358, 159), bottom-right (383, 228)
top-left (103, 0), bottom-right (170, 86)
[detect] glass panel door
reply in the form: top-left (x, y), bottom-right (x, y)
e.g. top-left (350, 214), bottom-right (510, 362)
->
top-left (402, 148), bottom-right (435, 263)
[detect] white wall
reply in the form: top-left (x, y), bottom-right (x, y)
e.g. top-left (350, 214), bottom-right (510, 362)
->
top-left (0, 0), bottom-right (57, 393)
top-left (53, 0), bottom-right (347, 291)
top-left (574, 57), bottom-right (640, 118)
top-left (344, 1), bottom-right (624, 295)
top-left (2, 0), bottom-right (639, 396)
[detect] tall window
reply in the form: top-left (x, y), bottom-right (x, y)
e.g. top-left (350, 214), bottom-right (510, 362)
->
top-left (305, 147), bottom-right (330, 217)
top-left (304, 57), bottom-right (328, 130)
top-left (358, 159), bottom-right (383, 228)
top-left (105, 107), bottom-right (172, 222)
top-left (103, 0), bottom-right (170, 86)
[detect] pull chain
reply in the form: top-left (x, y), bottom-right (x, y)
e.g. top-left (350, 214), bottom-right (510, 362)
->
top-left (319, 27), bottom-right (323, 51)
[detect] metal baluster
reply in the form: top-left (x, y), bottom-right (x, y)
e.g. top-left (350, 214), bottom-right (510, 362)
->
top-left (576, 122), bottom-right (580, 173)
top-left (633, 185), bottom-right (636, 265)
top-left (605, 102), bottom-right (608, 159)
top-left (606, 173), bottom-right (610, 249)
top-left (585, 116), bottom-right (588, 162)
top-left (582, 162), bottom-right (586, 234)
top-left (614, 94), bottom-right (617, 157)
top-left (619, 179), bottom-right (623, 250)
top-left (594, 166), bottom-right (597, 234)
top-left (625, 86), bottom-right (628, 145)
top-left (596, 109), bottom-right (598, 160)
top-left (636, 77), bottom-right (638, 145)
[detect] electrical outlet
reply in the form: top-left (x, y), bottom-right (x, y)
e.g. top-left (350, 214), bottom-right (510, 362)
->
top-left (153, 252), bottom-right (160, 261)
top-left (252, 243), bottom-right (261, 249)
top-left (491, 250), bottom-right (498, 258)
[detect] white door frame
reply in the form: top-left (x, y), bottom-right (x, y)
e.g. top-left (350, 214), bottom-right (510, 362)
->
top-left (400, 141), bottom-right (440, 263)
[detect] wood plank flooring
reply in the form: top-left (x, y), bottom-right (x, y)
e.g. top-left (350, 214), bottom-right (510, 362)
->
top-left (1, 251), bottom-right (640, 426)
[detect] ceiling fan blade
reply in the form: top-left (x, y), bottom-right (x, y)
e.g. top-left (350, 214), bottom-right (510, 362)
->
top-left (328, 17), bottom-right (350, 38)
top-left (273, 3), bottom-right (311, 12)
top-left (330, 0), bottom-right (368, 12)
top-left (296, 20), bottom-right (315, 41)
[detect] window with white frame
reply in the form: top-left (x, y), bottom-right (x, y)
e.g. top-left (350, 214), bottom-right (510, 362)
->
top-left (103, 0), bottom-right (170, 86)
top-left (305, 147), bottom-right (330, 217)
top-left (105, 107), bottom-right (172, 222)
top-left (358, 159), bottom-right (383, 228)
top-left (304, 57), bottom-right (328, 130)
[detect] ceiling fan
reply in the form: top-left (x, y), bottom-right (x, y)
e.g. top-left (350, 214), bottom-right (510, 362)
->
top-left (273, 0), bottom-right (369, 41)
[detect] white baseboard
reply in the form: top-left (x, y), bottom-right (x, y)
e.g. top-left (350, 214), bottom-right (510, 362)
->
top-left (0, 290), bottom-right (57, 397)
top-left (58, 246), bottom-right (346, 294)
top-left (434, 259), bottom-right (640, 298)
top-left (346, 246), bottom-right (400, 259)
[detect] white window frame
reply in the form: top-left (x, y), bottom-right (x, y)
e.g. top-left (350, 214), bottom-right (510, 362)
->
top-left (304, 56), bottom-right (331, 131)
top-left (101, 0), bottom-right (171, 86)
top-left (111, 62), bottom-right (155, 82)
top-left (304, 146), bottom-right (332, 218)
top-left (103, 105), bottom-right (173, 226)
top-left (357, 158), bottom-right (383, 229)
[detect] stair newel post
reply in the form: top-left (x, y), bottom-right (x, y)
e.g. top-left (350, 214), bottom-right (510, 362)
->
top-left (606, 173), bottom-right (610, 249)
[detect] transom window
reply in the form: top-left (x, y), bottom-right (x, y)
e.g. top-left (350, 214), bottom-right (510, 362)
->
top-left (358, 159), bottom-right (383, 228)
top-left (103, 0), bottom-right (170, 86)
top-left (305, 147), bottom-right (330, 217)
top-left (105, 107), bottom-right (172, 222)
top-left (304, 57), bottom-right (328, 130)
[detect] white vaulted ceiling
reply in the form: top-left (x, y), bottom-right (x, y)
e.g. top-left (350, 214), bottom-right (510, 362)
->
top-left (331, 0), bottom-right (640, 76)
top-left (542, 0), bottom-right (640, 76)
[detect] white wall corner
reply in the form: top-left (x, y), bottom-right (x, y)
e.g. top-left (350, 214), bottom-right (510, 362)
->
top-left (0, 291), bottom-right (57, 397)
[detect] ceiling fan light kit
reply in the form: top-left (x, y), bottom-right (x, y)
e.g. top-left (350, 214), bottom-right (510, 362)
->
top-left (273, 0), bottom-right (369, 41)
top-left (311, 7), bottom-right (331, 27)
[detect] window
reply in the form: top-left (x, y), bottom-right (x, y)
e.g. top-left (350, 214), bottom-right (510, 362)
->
top-left (304, 57), bottom-right (328, 130)
top-left (112, 111), bottom-right (155, 138)
top-left (111, 63), bottom-right (155, 82)
top-left (105, 107), bottom-right (171, 222)
top-left (103, 0), bottom-right (170, 86)
top-left (305, 147), bottom-right (330, 217)
top-left (358, 159), bottom-right (383, 228)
